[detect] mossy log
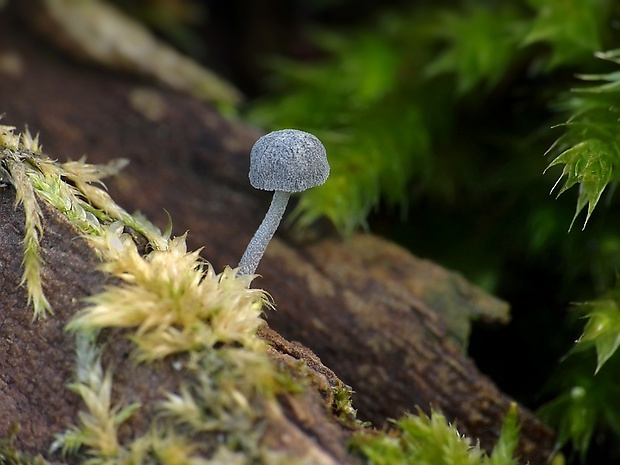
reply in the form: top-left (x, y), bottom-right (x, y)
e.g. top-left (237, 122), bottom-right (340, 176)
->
top-left (0, 5), bottom-right (555, 464)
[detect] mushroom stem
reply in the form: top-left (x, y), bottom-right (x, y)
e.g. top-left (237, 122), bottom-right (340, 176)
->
top-left (237, 190), bottom-right (290, 276)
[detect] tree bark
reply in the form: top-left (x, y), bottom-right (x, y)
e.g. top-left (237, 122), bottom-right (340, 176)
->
top-left (0, 5), bottom-right (555, 464)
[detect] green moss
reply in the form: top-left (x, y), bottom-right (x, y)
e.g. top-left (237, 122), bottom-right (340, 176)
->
top-left (351, 404), bottom-right (521, 465)
top-left (0, 425), bottom-right (50, 465)
top-left (248, 1), bottom-right (616, 236)
top-left (51, 333), bottom-right (141, 461)
top-left (545, 50), bottom-right (620, 230)
top-left (331, 383), bottom-right (364, 426)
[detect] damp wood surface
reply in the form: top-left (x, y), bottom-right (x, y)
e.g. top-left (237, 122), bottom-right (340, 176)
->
top-left (0, 5), bottom-right (554, 464)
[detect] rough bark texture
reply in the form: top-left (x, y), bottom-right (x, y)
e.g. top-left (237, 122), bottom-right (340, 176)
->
top-left (0, 4), bottom-right (555, 464)
top-left (0, 191), bottom-right (100, 458)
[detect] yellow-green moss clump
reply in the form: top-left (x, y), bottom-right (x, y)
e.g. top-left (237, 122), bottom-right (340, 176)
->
top-left (0, 125), bottom-right (526, 465)
top-left (54, 225), bottom-right (289, 464)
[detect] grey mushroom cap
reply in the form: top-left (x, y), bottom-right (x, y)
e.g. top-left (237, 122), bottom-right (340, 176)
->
top-left (249, 129), bottom-right (330, 192)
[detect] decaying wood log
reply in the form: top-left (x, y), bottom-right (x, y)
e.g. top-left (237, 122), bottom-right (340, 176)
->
top-left (0, 5), bottom-right (556, 464)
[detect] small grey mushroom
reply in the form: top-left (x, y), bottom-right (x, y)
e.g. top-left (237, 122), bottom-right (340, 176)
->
top-left (237, 129), bottom-right (329, 277)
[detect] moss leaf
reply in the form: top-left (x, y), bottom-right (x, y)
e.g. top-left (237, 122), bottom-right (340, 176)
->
top-left (547, 138), bottom-right (613, 230)
top-left (577, 297), bottom-right (620, 373)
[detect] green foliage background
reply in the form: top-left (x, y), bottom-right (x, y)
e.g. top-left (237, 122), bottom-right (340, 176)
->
top-left (243, 0), bottom-right (620, 462)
